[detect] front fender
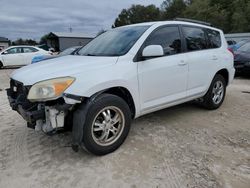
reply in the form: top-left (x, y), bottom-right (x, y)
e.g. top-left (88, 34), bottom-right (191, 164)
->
top-left (65, 79), bottom-right (140, 117)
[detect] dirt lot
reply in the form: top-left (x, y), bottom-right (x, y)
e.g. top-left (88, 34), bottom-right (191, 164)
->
top-left (0, 68), bottom-right (249, 188)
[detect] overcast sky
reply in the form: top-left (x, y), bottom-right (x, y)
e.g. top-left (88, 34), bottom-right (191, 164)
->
top-left (0, 0), bottom-right (163, 41)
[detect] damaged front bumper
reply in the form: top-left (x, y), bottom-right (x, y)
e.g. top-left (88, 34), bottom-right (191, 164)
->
top-left (6, 79), bottom-right (80, 132)
top-left (7, 88), bottom-right (45, 123)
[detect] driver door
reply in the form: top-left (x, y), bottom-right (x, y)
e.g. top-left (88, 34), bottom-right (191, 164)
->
top-left (137, 25), bottom-right (188, 113)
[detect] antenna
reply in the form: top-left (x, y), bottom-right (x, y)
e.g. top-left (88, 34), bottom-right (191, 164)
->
top-left (69, 26), bottom-right (73, 33)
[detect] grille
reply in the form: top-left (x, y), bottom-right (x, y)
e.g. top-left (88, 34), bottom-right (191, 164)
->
top-left (9, 79), bottom-right (34, 110)
top-left (10, 79), bottom-right (28, 99)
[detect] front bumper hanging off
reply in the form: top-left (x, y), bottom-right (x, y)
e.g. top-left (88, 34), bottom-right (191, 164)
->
top-left (6, 79), bottom-right (73, 131)
top-left (6, 79), bottom-right (86, 152)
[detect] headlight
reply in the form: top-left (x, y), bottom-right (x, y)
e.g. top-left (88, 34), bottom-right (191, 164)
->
top-left (27, 77), bottom-right (75, 101)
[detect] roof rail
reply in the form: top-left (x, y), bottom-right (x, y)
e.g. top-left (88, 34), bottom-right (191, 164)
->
top-left (174, 18), bottom-right (212, 26)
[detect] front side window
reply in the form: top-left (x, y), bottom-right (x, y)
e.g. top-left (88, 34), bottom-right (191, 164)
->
top-left (77, 26), bottom-right (149, 57)
top-left (206, 29), bottom-right (221, 48)
top-left (144, 26), bottom-right (182, 56)
top-left (183, 26), bottom-right (208, 51)
top-left (6, 47), bottom-right (22, 54)
top-left (23, 47), bottom-right (38, 53)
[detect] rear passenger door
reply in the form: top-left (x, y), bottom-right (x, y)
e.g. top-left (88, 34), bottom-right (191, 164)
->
top-left (181, 26), bottom-right (221, 97)
top-left (22, 47), bottom-right (39, 65)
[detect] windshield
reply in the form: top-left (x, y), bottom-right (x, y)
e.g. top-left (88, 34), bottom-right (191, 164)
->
top-left (77, 26), bottom-right (149, 57)
top-left (238, 42), bottom-right (250, 52)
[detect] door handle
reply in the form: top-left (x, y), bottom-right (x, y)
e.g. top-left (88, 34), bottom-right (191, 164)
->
top-left (212, 56), bottom-right (218, 60)
top-left (178, 60), bottom-right (187, 66)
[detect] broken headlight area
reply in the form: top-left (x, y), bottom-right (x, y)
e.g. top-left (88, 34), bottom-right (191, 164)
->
top-left (6, 79), bottom-right (78, 134)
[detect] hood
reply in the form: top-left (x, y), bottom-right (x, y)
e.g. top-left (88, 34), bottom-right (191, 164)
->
top-left (234, 51), bottom-right (250, 62)
top-left (11, 55), bottom-right (118, 85)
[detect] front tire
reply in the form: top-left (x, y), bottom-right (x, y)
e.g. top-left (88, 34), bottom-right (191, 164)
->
top-left (80, 94), bottom-right (132, 155)
top-left (202, 74), bottom-right (226, 110)
top-left (0, 61), bottom-right (3, 69)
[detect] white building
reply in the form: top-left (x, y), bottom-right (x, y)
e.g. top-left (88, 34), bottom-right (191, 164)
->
top-left (47, 32), bottom-right (95, 51)
top-left (0, 37), bottom-right (10, 50)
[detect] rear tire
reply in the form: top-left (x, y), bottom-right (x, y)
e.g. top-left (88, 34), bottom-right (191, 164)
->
top-left (0, 61), bottom-right (3, 69)
top-left (79, 94), bottom-right (132, 155)
top-left (202, 74), bottom-right (226, 110)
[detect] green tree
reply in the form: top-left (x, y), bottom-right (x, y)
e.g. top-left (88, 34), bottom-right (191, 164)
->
top-left (161, 0), bottom-right (187, 20)
top-left (231, 0), bottom-right (250, 32)
top-left (12, 38), bottom-right (38, 45)
top-left (183, 0), bottom-right (228, 31)
top-left (112, 0), bottom-right (250, 33)
top-left (39, 34), bottom-right (49, 45)
top-left (112, 5), bottom-right (161, 28)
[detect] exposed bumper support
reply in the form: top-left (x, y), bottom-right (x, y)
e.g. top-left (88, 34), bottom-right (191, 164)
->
top-left (7, 88), bottom-right (73, 131)
top-left (7, 88), bottom-right (45, 123)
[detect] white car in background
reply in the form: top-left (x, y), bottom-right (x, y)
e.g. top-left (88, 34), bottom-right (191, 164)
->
top-left (0, 46), bottom-right (49, 68)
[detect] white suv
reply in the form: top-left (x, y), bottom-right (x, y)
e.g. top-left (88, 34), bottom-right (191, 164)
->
top-left (7, 20), bottom-right (235, 155)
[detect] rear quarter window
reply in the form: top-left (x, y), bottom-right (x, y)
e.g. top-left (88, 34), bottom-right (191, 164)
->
top-left (182, 26), bottom-right (208, 52)
top-left (206, 29), bottom-right (221, 48)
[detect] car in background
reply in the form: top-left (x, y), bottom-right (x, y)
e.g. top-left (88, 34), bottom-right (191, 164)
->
top-left (227, 40), bottom-right (236, 49)
top-left (228, 39), bottom-right (249, 52)
top-left (32, 46), bottom-right (81, 64)
top-left (234, 41), bottom-right (250, 75)
top-left (227, 40), bottom-right (236, 45)
top-left (0, 46), bottom-right (49, 68)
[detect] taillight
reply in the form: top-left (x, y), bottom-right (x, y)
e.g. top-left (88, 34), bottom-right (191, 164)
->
top-left (228, 48), bottom-right (234, 56)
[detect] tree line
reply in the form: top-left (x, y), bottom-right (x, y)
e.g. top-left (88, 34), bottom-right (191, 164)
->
top-left (113, 0), bottom-right (250, 33)
top-left (10, 0), bottom-right (250, 45)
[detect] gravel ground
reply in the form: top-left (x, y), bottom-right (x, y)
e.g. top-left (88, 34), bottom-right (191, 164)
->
top-left (0, 68), bottom-right (250, 188)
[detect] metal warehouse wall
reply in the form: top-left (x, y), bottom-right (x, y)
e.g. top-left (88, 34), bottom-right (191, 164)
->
top-left (58, 37), bottom-right (93, 51)
top-left (0, 42), bottom-right (9, 49)
top-left (225, 33), bottom-right (250, 43)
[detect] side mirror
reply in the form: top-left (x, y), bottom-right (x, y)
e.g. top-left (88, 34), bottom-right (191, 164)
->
top-left (1, 51), bottom-right (8, 55)
top-left (142, 45), bottom-right (164, 58)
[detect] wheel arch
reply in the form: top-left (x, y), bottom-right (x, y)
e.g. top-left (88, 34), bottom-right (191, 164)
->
top-left (96, 87), bottom-right (136, 119)
top-left (215, 68), bottom-right (229, 86)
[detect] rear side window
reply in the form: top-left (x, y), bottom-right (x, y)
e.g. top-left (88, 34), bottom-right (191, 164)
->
top-left (23, 47), bottom-right (38, 53)
top-left (145, 26), bottom-right (182, 56)
top-left (183, 26), bottom-right (208, 51)
top-left (206, 29), bottom-right (221, 48)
